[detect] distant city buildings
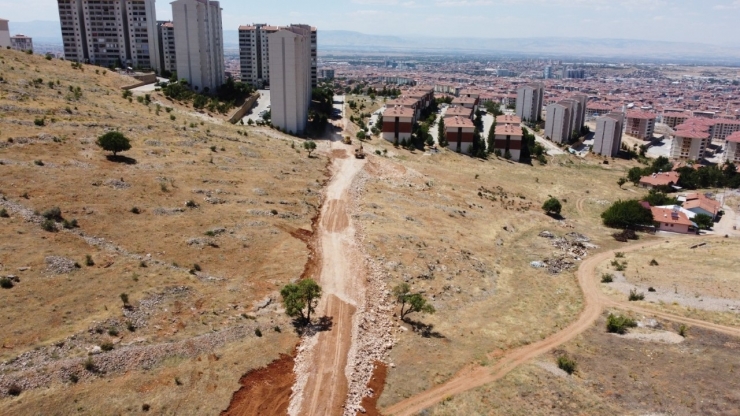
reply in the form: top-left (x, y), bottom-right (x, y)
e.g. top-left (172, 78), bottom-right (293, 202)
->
top-left (516, 83), bottom-right (544, 123)
top-left (0, 19), bottom-right (10, 49)
top-left (592, 112), bottom-right (624, 157)
top-left (10, 34), bottom-right (33, 52)
top-left (625, 110), bottom-right (656, 140)
top-left (268, 24), bottom-right (312, 134)
top-left (171, 0), bottom-right (224, 93)
top-left (319, 69), bottom-right (335, 80)
top-left (562, 68), bottom-right (585, 79)
top-left (56, 0), bottom-right (161, 70)
top-left (157, 21), bottom-right (176, 74)
top-left (543, 66), bottom-right (552, 79)
top-left (239, 23), bottom-right (317, 88)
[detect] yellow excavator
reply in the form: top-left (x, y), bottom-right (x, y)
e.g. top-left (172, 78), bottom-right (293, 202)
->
top-left (354, 144), bottom-right (365, 159)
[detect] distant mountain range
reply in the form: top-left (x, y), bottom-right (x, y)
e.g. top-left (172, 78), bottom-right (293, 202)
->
top-left (12, 21), bottom-right (740, 64)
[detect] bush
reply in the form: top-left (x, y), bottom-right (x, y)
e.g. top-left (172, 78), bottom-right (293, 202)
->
top-left (601, 273), bottom-right (614, 283)
top-left (41, 219), bottom-right (57, 232)
top-left (601, 200), bottom-right (654, 229)
top-left (678, 324), bottom-right (688, 337)
top-left (62, 219), bottom-right (78, 229)
top-left (255, 328), bottom-right (262, 337)
top-left (108, 327), bottom-right (119, 336)
top-left (7, 383), bottom-right (22, 396)
top-left (100, 342), bottom-right (114, 352)
top-left (96, 131), bottom-right (131, 156)
top-left (192, 263), bottom-right (202, 272)
top-left (628, 289), bottom-right (645, 301)
top-left (84, 357), bottom-right (96, 372)
top-left (34, 117), bottom-right (46, 126)
top-left (615, 252), bottom-right (625, 258)
top-left (34, 159), bottom-right (44, 166)
top-left (649, 259), bottom-right (659, 266)
top-left (69, 374), bottom-right (79, 383)
top-left (120, 293), bottom-right (130, 306)
top-left (0, 277), bottom-right (13, 289)
top-left (557, 355), bottom-right (577, 375)
top-left (185, 200), bottom-right (198, 208)
top-left (606, 313), bottom-right (637, 334)
top-left (0, 208), bottom-right (9, 218)
top-left (130, 207), bottom-right (141, 214)
top-left (42, 207), bottom-right (63, 222)
top-left (85, 254), bottom-right (95, 266)
top-left (542, 197), bottom-right (562, 215)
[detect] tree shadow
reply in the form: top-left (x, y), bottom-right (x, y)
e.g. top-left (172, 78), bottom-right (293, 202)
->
top-left (106, 155), bottom-right (137, 165)
top-left (403, 318), bottom-right (446, 339)
top-left (546, 212), bottom-right (565, 220)
top-left (292, 315), bottom-right (334, 336)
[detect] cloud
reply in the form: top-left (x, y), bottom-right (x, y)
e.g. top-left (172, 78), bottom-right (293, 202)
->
top-left (714, 0), bottom-right (740, 9)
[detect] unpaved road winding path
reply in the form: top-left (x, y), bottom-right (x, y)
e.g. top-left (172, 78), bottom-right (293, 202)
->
top-left (289, 144), bottom-right (367, 416)
top-left (383, 236), bottom-right (740, 415)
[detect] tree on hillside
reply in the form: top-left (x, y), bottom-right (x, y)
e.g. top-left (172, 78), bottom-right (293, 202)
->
top-left (487, 116), bottom-right (497, 154)
top-left (96, 131), bottom-right (131, 156)
top-left (601, 200), bottom-right (654, 229)
top-left (542, 197), bottom-right (562, 216)
top-left (280, 279), bottom-right (322, 324)
top-left (617, 177), bottom-right (627, 189)
top-left (694, 213), bottom-right (714, 230)
top-left (627, 166), bottom-right (648, 185)
top-left (392, 283), bottom-right (435, 320)
top-left (437, 117), bottom-right (448, 148)
top-left (303, 140), bottom-right (317, 157)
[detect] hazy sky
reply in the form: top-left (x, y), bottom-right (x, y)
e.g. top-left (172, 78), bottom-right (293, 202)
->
top-left (2, 0), bottom-right (740, 45)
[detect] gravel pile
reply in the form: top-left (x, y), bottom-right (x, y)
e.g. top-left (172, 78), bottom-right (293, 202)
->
top-left (45, 256), bottom-right (77, 275)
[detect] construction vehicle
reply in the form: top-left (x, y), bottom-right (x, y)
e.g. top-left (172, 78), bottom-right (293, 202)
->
top-left (354, 144), bottom-right (366, 159)
top-left (343, 136), bottom-right (352, 145)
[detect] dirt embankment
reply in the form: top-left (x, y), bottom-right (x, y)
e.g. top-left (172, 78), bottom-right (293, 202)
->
top-left (220, 352), bottom-right (296, 416)
top-left (357, 362), bottom-right (388, 416)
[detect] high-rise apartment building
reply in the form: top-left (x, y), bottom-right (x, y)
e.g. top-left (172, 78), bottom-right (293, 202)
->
top-left (239, 23), bottom-right (317, 88)
top-left (268, 24), bottom-right (312, 134)
top-left (157, 21), bottom-right (176, 74)
top-left (544, 96), bottom-right (587, 144)
top-left (725, 132), bottom-right (740, 164)
top-left (562, 68), bottom-right (585, 79)
top-left (56, 0), bottom-right (160, 71)
top-left (0, 19), bottom-right (11, 49)
top-left (171, 0), bottom-right (224, 93)
top-left (10, 34), bottom-right (34, 52)
top-left (625, 111), bottom-right (656, 140)
top-left (543, 66), bottom-right (552, 79)
top-left (592, 112), bottom-right (624, 157)
top-left (516, 83), bottom-right (544, 123)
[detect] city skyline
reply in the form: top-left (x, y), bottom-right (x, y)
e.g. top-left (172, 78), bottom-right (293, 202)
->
top-left (2, 0), bottom-right (740, 46)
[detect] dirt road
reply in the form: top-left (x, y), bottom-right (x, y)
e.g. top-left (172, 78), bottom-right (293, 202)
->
top-left (383, 236), bottom-right (740, 415)
top-left (289, 144), bottom-right (367, 416)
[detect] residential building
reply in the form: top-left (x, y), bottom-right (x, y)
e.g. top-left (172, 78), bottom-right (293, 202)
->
top-left (407, 86), bottom-right (435, 110)
top-left (563, 68), bottom-right (585, 79)
top-left (0, 19), bottom-right (11, 49)
top-left (56, 0), bottom-right (160, 71)
top-left (516, 83), bottom-right (544, 122)
top-left (544, 102), bottom-right (571, 144)
top-left (268, 24), bottom-right (312, 134)
top-left (157, 21), bottom-right (176, 74)
top-left (492, 124), bottom-right (524, 161)
top-left (445, 116), bottom-right (476, 154)
top-left (382, 106), bottom-right (415, 143)
top-left (709, 119), bottom-right (740, 141)
top-left (693, 110), bottom-right (715, 119)
top-left (543, 65), bottom-right (552, 79)
top-left (444, 105), bottom-right (473, 120)
top-left (670, 119), bottom-right (711, 160)
top-left (451, 96), bottom-right (479, 113)
top-left (239, 23), bottom-right (317, 88)
top-left (724, 132), bottom-right (740, 164)
top-left (10, 34), bottom-right (33, 52)
top-left (680, 193), bottom-right (721, 219)
top-left (592, 112), bottom-right (624, 157)
top-left (639, 171), bottom-right (680, 189)
top-left (651, 206), bottom-right (697, 234)
top-left (662, 109), bottom-right (690, 128)
top-left (387, 97), bottom-right (421, 120)
top-left (171, 0), bottom-right (224, 93)
top-left (319, 69), bottom-right (334, 80)
top-left (625, 110), bottom-right (656, 140)
top-left (498, 114), bottom-right (521, 126)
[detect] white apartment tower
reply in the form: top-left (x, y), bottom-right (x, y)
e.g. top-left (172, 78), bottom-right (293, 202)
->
top-left (516, 83), bottom-right (544, 123)
top-left (0, 19), bottom-right (11, 49)
top-left (544, 102), bottom-right (571, 144)
top-left (239, 23), bottom-right (317, 88)
top-left (10, 35), bottom-right (34, 52)
top-left (171, 0), bottom-right (224, 93)
top-left (592, 112), bottom-right (625, 157)
top-left (157, 21), bottom-right (176, 74)
top-left (56, 0), bottom-right (160, 71)
top-left (269, 24), bottom-right (312, 134)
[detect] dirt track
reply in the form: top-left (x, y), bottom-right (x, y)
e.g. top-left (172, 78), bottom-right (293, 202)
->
top-left (383, 236), bottom-right (740, 415)
top-left (289, 141), bottom-right (367, 416)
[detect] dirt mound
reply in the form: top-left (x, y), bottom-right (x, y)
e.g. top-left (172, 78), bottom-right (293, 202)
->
top-left (357, 362), bottom-right (387, 416)
top-left (221, 352), bottom-right (296, 416)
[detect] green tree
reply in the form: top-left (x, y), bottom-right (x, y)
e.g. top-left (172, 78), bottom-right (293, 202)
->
top-left (617, 177), bottom-right (627, 189)
top-left (96, 131), bottom-right (131, 156)
top-left (303, 140), bottom-right (317, 157)
top-left (392, 283), bottom-right (435, 320)
top-left (643, 190), bottom-right (678, 206)
top-left (650, 156), bottom-right (673, 174)
top-left (356, 130), bottom-right (366, 140)
top-left (280, 279), bottom-right (323, 324)
top-left (694, 213), bottom-right (713, 230)
top-left (437, 117), bottom-right (448, 147)
top-left (627, 167), bottom-right (647, 185)
top-left (487, 116), bottom-right (497, 154)
top-left (601, 200), bottom-right (654, 229)
top-left (542, 197), bottom-right (562, 215)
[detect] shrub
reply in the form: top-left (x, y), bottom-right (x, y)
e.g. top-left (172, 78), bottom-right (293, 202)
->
top-left (557, 355), bottom-right (577, 375)
top-left (100, 342), bottom-right (114, 352)
top-left (34, 117), bottom-right (46, 126)
top-left (0, 277), bottom-right (13, 289)
top-left (274, 326), bottom-right (281, 333)
top-left (601, 273), bottom-right (614, 283)
top-left (139, 261), bottom-right (147, 268)
top-left (0, 208), bottom-right (9, 218)
top-left (85, 254), bottom-right (95, 266)
top-left (648, 287), bottom-right (656, 292)
top-left (170, 114), bottom-right (176, 121)
top-left (204, 230), bottom-right (216, 237)
top-left (601, 200), bottom-right (654, 229)
top-left (192, 263), bottom-right (202, 272)
top-left (42, 207), bottom-right (63, 221)
top-left (84, 357), bottom-right (96, 372)
top-left (126, 321), bottom-right (136, 332)
top-left (41, 219), bottom-right (56, 232)
top-left (678, 324), bottom-right (688, 337)
top-left (7, 384), bottom-right (22, 396)
top-left (615, 252), bottom-right (625, 258)
top-left (628, 289), bottom-right (645, 301)
top-left (62, 219), bottom-right (78, 229)
top-left (108, 327), bottom-right (119, 336)
top-left (34, 159), bottom-right (44, 166)
top-left (254, 328), bottom-right (262, 337)
top-left (120, 293), bottom-right (130, 306)
top-left (130, 207), bottom-right (141, 214)
top-left (142, 404), bottom-right (151, 412)
top-left (649, 259), bottom-right (659, 266)
top-left (542, 197), bottom-right (562, 215)
top-left (606, 313), bottom-right (637, 334)
top-left (69, 374), bottom-right (79, 384)
top-left (186, 200), bottom-right (198, 208)
top-left (175, 377), bottom-right (183, 386)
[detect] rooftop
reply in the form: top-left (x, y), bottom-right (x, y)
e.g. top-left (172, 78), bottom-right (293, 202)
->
top-left (639, 171), bottom-right (680, 187)
top-left (626, 110), bottom-right (657, 120)
top-left (446, 116), bottom-right (475, 128)
top-left (651, 207), bottom-right (695, 227)
top-left (727, 131), bottom-right (740, 143)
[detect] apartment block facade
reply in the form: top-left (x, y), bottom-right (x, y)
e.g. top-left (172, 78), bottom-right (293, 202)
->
top-left (725, 132), bottom-right (740, 164)
top-left (544, 102), bottom-right (571, 144)
top-left (592, 112), bottom-right (624, 157)
top-left (445, 116), bottom-right (476, 154)
top-left (268, 24), bottom-right (312, 134)
top-left (171, 0), bottom-right (224, 93)
top-left (516, 83), bottom-right (544, 123)
top-left (0, 19), bottom-right (10, 49)
top-left (625, 110), bottom-right (656, 140)
top-left (10, 35), bottom-right (33, 52)
top-left (239, 23), bottom-right (316, 88)
top-left (156, 21), bottom-right (176, 74)
top-left (56, 0), bottom-right (160, 71)
top-left (382, 106), bottom-right (415, 143)
top-left (493, 123), bottom-right (523, 161)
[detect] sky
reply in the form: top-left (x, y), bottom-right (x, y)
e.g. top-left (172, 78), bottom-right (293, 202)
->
top-left (1, 0), bottom-right (740, 45)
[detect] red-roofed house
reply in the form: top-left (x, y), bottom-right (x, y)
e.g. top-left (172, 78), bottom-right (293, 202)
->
top-left (498, 114), bottom-right (521, 126)
top-left (681, 193), bottom-right (722, 219)
top-left (444, 105), bottom-right (473, 120)
top-left (445, 117), bottom-right (476, 154)
top-left (639, 171), bottom-right (680, 189)
top-left (493, 124), bottom-right (524, 161)
top-left (625, 111), bottom-right (656, 140)
top-left (670, 125), bottom-right (710, 160)
top-left (382, 106), bottom-right (415, 143)
top-left (725, 131), bottom-right (740, 164)
top-left (651, 207), bottom-right (697, 234)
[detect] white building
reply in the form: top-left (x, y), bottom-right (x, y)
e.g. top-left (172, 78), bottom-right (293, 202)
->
top-left (56, 0), bottom-right (160, 71)
top-left (0, 19), bottom-right (10, 49)
top-left (157, 21), bottom-right (176, 74)
top-left (592, 112), bottom-right (624, 157)
top-left (268, 24), bottom-right (312, 134)
top-left (544, 102), bottom-right (571, 144)
top-left (724, 132), bottom-right (740, 164)
top-left (516, 83), bottom-right (544, 123)
top-left (171, 0), bottom-right (224, 93)
top-left (10, 34), bottom-right (33, 52)
top-left (239, 23), bottom-right (317, 88)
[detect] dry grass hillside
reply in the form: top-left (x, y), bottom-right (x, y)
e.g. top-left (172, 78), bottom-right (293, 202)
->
top-left (0, 49), bottom-right (325, 414)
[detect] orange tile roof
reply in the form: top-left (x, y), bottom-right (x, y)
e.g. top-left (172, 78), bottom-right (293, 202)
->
top-left (651, 207), bottom-right (694, 227)
top-left (639, 171), bottom-right (680, 187)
